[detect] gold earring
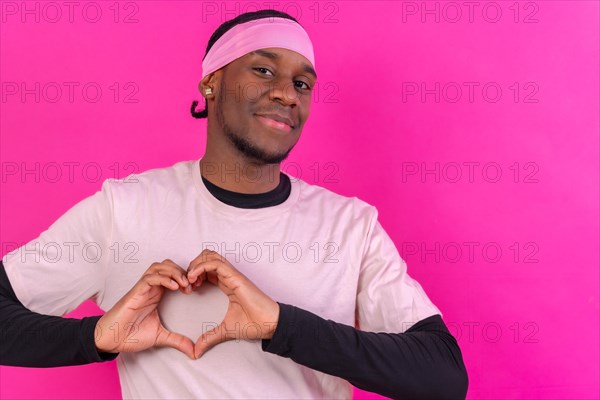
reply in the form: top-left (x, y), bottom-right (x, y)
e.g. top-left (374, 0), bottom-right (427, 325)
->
top-left (205, 88), bottom-right (213, 95)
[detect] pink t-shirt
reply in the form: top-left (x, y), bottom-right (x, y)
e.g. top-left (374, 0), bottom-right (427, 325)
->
top-left (3, 158), bottom-right (442, 399)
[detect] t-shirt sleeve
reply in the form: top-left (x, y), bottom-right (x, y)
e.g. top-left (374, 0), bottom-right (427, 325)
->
top-left (355, 212), bottom-right (442, 333)
top-left (2, 179), bottom-right (115, 316)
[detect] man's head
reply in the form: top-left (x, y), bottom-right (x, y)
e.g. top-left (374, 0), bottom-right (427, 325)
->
top-left (191, 10), bottom-right (317, 165)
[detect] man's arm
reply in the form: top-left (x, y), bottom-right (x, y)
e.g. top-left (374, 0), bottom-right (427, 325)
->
top-left (260, 210), bottom-right (468, 399)
top-left (0, 179), bottom-right (121, 366)
top-left (0, 260), bottom-right (119, 367)
top-left (262, 302), bottom-right (468, 400)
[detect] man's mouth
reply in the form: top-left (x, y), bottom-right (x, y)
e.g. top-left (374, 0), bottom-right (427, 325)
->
top-left (254, 113), bottom-right (294, 132)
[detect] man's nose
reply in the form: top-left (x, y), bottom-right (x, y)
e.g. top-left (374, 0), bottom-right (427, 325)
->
top-left (268, 78), bottom-right (299, 106)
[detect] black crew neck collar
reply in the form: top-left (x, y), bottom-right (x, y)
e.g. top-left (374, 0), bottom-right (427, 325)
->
top-left (201, 172), bottom-right (291, 209)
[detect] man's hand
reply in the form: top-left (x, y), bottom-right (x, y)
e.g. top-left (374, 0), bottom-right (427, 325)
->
top-left (94, 259), bottom-right (195, 359)
top-left (187, 249), bottom-right (280, 359)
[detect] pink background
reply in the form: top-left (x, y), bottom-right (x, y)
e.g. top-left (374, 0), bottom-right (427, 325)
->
top-left (1, 1), bottom-right (598, 399)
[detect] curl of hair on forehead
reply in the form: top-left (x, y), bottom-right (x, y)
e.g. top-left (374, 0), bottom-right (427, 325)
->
top-left (191, 9), bottom-right (300, 119)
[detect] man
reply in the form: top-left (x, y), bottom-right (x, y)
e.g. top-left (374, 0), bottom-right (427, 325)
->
top-left (0, 9), bottom-right (468, 399)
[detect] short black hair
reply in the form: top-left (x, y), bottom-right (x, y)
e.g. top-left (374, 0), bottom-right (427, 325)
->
top-left (190, 9), bottom-right (299, 119)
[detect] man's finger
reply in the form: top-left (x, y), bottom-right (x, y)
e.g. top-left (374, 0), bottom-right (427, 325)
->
top-left (191, 259), bottom-right (236, 279)
top-left (206, 270), bottom-right (219, 286)
top-left (142, 274), bottom-right (180, 291)
top-left (194, 322), bottom-right (230, 359)
top-left (156, 327), bottom-right (196, 360)
top-left (188, 250), bottom-right (219, 271)
top-left (187, 259), bottom-right (226, 284)
top-left (186, 264), bottom-right (207, 286)
top-left (152, 263), bottom-right (190, 290)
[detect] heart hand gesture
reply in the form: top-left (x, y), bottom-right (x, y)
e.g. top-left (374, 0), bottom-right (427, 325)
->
top-left (187, 249), bottom-right (280, 359)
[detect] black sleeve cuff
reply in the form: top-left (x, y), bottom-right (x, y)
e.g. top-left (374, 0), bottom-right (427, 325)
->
top-left (261, 302), bottom-right (296, 355)
top-left (80, 315), bottom-right (119, 362)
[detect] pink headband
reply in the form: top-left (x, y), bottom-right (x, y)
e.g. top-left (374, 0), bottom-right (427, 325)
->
top-left (201, 17), bottom-right (315, 80)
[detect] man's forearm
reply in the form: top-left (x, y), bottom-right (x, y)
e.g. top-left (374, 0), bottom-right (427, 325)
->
top-left (0, 260), bottom-right (118, 367)
top-left (262, 302), bottom-right (469, 400)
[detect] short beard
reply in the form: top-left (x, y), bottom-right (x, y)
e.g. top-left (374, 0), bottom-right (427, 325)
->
top-left (224, 126), bottom-right (293, 165)
top-left (217, 88), bottom-right (293, 165)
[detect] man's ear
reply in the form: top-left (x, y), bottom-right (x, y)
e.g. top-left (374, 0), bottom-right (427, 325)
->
top-left (199, 72), bottom-right (219, 99)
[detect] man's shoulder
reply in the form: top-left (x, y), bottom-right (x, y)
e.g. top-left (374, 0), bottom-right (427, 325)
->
top-left (293, 175), bottom-right (379, 220)
top-left (101, 159), bottom-right (194, 196)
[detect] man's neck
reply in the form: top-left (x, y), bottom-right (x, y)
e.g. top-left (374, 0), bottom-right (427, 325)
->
top-left (199, 156), bottom-right (281, 194)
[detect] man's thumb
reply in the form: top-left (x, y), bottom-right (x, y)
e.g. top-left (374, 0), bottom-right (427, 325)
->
top-left (195, 322), bottom-right (231, 359)
top-left (156, 327), bottom-right (196, 360)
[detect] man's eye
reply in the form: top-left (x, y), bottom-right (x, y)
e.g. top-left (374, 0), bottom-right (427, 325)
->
top-left (254, 68), bottom-right (311, 90)
top-left (296, 81), bottom-right (311, 90)
top-left (254, 67), bottom-right (273, 76)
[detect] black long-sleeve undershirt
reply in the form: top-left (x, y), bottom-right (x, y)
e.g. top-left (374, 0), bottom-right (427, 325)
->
top-left (263, 302), bottom-right (468, 399)
top-left (0, 260), bottom-right (118, 367)
top-left (0, 172), bottom-right (468, 398)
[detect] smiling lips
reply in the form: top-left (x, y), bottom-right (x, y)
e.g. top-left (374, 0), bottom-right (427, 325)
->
top-left (255, 113), bottom-right (294, 132)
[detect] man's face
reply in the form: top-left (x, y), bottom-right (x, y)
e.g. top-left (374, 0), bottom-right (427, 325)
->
top-left (209, 47), bottom-right (316, 165)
